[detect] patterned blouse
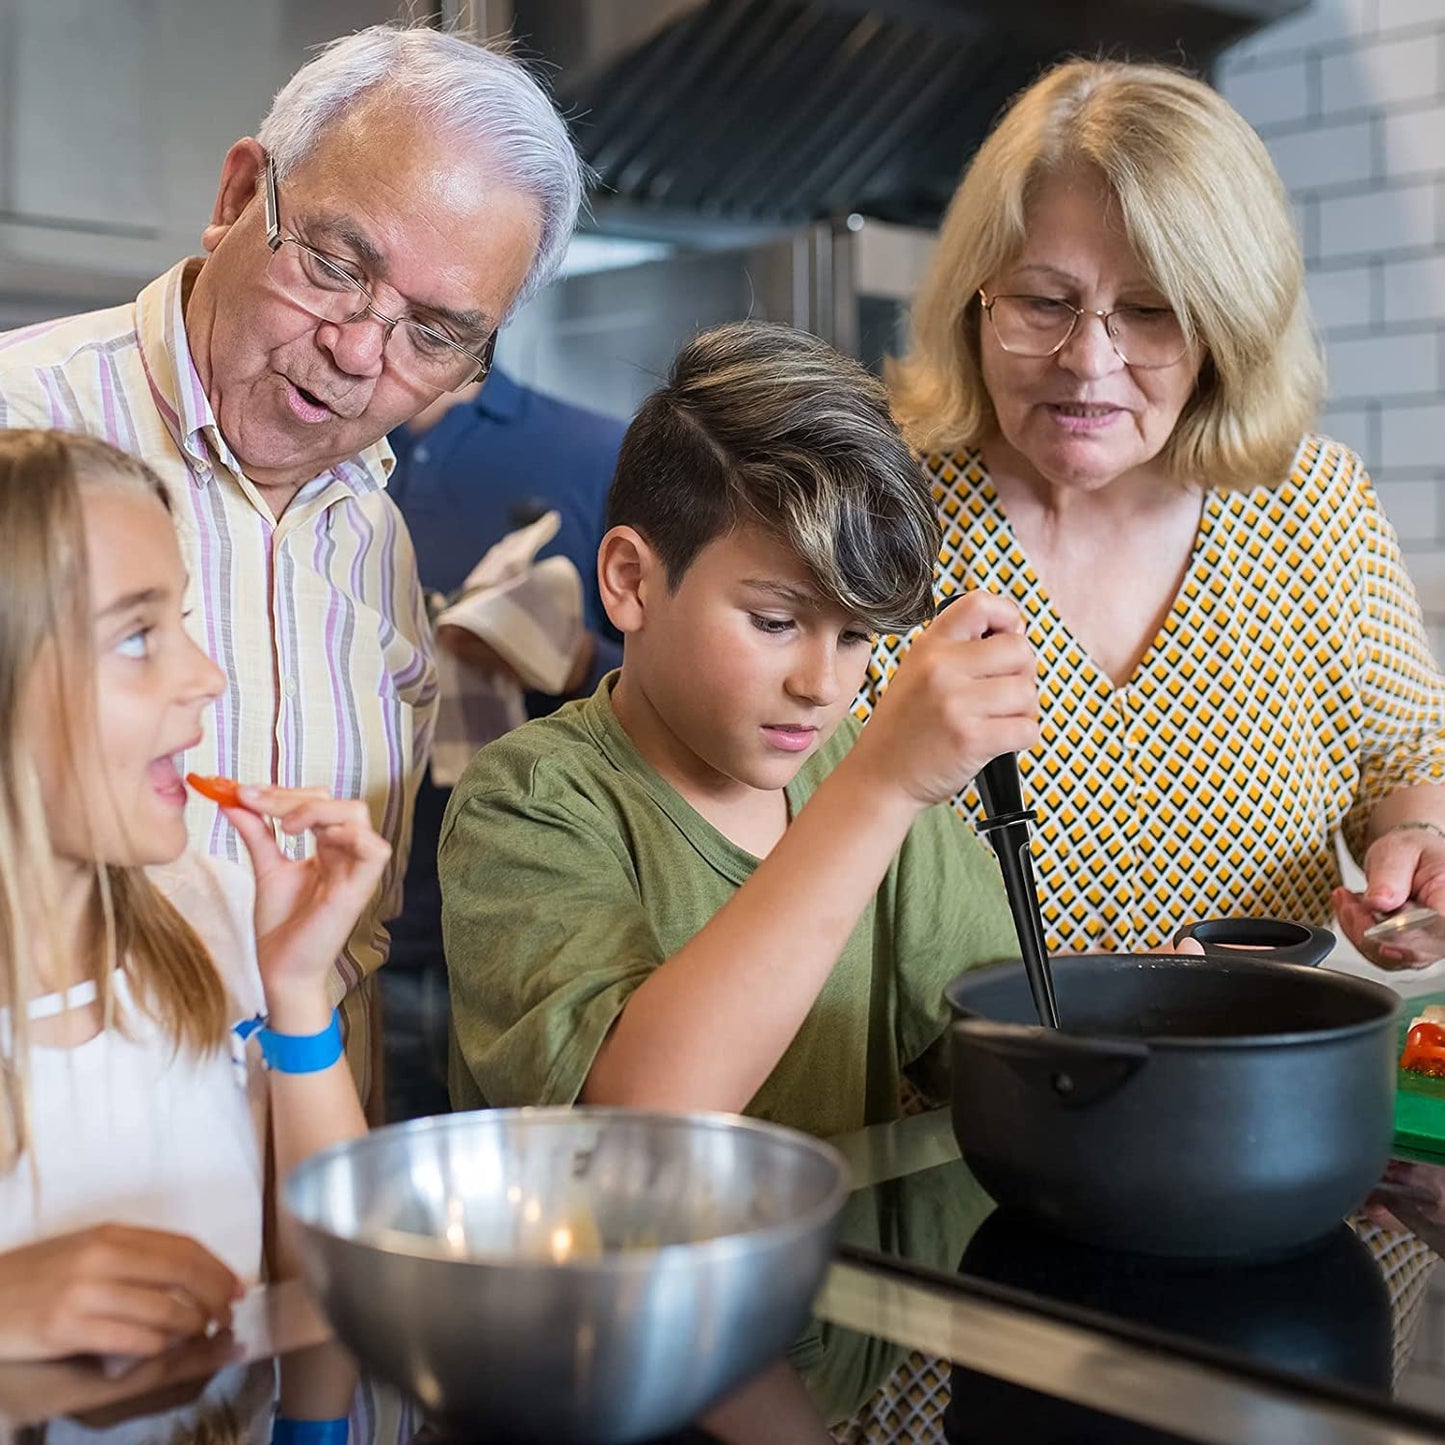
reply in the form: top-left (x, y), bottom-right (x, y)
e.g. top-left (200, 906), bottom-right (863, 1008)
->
top-left (858, 437), bottom-right (1445, 955)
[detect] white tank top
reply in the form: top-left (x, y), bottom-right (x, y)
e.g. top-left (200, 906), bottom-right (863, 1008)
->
top-left (0, 853), bottom-right (267, 1282)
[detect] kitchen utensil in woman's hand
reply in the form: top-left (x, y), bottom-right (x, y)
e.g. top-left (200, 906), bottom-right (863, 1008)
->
top-left (1363, 905), bottom-right (1445, 969)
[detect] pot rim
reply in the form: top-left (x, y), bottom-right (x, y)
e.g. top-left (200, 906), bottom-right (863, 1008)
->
top-left (947, 954), bottom-right (1401, 1050)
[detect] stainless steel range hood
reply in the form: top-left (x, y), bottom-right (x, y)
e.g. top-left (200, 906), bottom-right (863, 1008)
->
top-left (510, 0), bottom-right (1309, 235)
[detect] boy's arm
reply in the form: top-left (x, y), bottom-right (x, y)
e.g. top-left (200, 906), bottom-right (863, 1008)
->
top-left (891, 803), bottom-right (1021, 1103)
top-left (440, 782), bottom-right (668, 1109)
top-left (582, 591), bottom-right (1038, 1115)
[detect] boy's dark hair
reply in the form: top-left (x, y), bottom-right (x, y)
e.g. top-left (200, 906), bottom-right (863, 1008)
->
top-left (605, 322), bottom-right (940, 633)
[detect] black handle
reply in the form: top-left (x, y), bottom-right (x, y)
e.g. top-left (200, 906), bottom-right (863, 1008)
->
top-left (1172, 918), bottom-right (1336, 967)
top-left (988, 822), bottom-right (1060, 1029)
top-left (974, 751), bottom-right (1058, 1029)
top-left (952, 1019), bottom-right (1149, 1109)
top-left (977, 753), bottom-right (1029, 826)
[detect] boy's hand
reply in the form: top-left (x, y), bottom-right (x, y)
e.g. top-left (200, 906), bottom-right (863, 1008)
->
top-left (222, 786), bottom-right (392, 1029)
top-left (860, 591), bottom-right (1040, 807)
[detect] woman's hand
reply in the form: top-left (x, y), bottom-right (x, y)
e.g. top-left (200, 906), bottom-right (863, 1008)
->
top-left (1333, 822), bottom-right (1445, 969)
top-left (1156, 936), bottom-right (1207, 957)
top-left (220, 785), bottom-right (391, 1026)
top-left (1363, 1159), bottom-right (1445, 1245)
top-left (0, 1225), bottom-right (239, 1362)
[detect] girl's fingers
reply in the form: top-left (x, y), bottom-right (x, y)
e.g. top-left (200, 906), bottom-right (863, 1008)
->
top-left (219, 788), bottom-right (388, 887)
top-left (236, 784), bottom-right (332, 816)
top-left (96, 1227), bottom-right (241, 1314)
top-left (225, 801), bottom-right (286, 875)
top-left (59, 1315), bottom-right (177, 1360)
top-left (274, 801), bottom-right (382, 838)
top-left (78, 1280), bottom-right (213, 1340)
top-left (222, 786), bottom-right (388, 862)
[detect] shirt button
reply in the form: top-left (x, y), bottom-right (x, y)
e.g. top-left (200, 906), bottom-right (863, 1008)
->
top-left (283, 676), bottom-right (298, 698)
top-left (414, 445), bottom-right (430, 465)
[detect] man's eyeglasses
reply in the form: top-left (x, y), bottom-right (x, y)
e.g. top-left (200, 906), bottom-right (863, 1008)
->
top-left (262, 154), bottom-right (496, 392)
top-left (979, 289), bottom-right (1190, 370)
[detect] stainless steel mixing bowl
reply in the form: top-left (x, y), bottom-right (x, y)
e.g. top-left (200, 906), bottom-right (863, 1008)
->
top-left (283, 1107), bottom-right (850, 1442)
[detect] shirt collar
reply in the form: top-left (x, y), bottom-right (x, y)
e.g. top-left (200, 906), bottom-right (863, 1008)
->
top-left (136, 257), bottom-right (393, 496)
top-left (473, 367), bottom-right (523, 423)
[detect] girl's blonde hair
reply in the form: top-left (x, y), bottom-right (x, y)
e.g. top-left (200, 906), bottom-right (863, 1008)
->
top-left (889, 58), bottom-right (1325, 490)
top-left (0, 431), bottom-right (227, 1170)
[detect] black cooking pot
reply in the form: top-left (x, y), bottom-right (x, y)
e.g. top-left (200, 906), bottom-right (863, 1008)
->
top-left (945, 921), bottom-right (1401, 1259)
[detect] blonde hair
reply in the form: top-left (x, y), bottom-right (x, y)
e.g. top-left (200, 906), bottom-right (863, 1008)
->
top-left (889, 58), bottom-right (1325, 490)
top-left (0, 431), bottom-right (227, 1170)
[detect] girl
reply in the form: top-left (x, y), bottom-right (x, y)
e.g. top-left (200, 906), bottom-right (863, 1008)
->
top-left (0, 429), bottom-right (390, 1363)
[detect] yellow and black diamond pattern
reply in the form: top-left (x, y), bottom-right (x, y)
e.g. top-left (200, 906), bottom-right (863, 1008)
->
top-left (857, 438), bottom-right (1445, 955)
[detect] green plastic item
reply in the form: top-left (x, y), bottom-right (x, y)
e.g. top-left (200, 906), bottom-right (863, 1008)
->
top-left (1394, 988), bottom-right (1445, 1159)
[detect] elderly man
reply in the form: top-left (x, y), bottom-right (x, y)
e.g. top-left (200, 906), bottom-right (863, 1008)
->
top-left (0, 25), bottom-right (585, 1109)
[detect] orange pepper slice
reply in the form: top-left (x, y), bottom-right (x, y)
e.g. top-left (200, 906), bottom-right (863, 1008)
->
top-left (1400, 1021), bottom-right (1445, 1078)
top-left (185, 773), bottom-right (243, 808)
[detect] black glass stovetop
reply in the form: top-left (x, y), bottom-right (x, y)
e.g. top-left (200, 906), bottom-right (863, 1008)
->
top-left (10, 1114), bottom-right (1445, 1444)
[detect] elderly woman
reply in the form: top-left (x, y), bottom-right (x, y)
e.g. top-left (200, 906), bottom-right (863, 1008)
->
top-left (865, 58), bottom-right (1445, 970)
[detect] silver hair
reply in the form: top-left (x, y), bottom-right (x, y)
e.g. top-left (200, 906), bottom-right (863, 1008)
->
top-left (256, 24), bottom-right (586, 315)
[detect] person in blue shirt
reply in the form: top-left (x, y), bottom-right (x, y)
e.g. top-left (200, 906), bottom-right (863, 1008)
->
top-left (384, 366), bottom-right (626, 1120)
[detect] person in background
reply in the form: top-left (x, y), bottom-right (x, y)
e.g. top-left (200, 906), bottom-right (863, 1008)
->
top-left (0, 430), bottom-right (387, 1365)
top-left (383, 367), bottom-right (625, 1121)
top-left (0, 25), bottom-right (586, 1110)
top-left (865, 57), bottom-right (1445, 969)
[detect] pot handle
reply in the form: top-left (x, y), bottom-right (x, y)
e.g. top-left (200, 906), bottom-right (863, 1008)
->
top-left (951, 1018), bottom-right (1149, 1109)
top-left (1172, 917), bottom-right (1336, 966)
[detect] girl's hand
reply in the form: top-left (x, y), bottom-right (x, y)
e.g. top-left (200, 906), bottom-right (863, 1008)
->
top-left (0, 1225), bottom-right (239, 1362)
top-left (219, 785), bottom-right (391, 1027)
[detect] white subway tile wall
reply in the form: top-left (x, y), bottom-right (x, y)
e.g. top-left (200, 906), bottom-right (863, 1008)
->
top-left (1307, 263), bottom-right (1374, 329)
top-left (1326, 330), bottom-right (1440, 399)
top-left (1267, 117), bottom-right (1376, 191)
top-left (1316, 177), bottom-right (1438, 259)
top-left (1382, 400), bottom-right (1445, 467)
top-left (1319, 32), bottom-right (1439, 114)
top-left (1219, 0), bottom-right (1445, 645)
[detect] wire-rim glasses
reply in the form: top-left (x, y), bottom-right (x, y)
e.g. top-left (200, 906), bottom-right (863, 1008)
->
top-left (979, 288), bottom-right (1190, 370)
top-left (262, 154), bottom-right (496, 392)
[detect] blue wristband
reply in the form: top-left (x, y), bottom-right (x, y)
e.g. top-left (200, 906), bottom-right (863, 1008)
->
top-left (272, 1419), bottom-right (349, 1445)
top-left (259, 1008), bottom-right (343, 1073)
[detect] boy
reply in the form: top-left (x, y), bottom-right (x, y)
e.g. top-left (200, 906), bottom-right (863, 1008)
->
top-left (440, 322), bottom-right (1038, 1136)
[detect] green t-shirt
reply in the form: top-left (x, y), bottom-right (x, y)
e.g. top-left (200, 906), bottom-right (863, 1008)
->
top-left (440, 676), bottom-right (1017, 1138)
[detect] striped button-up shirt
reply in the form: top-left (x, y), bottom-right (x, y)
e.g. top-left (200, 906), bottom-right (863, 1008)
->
top-left (0, 259), bottom-right (438, 1105)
